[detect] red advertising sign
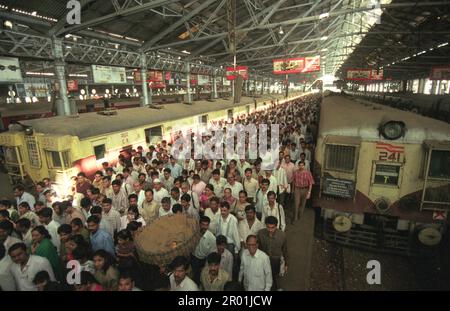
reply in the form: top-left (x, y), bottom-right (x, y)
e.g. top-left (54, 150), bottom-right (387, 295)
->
top-left (165, 71), bottom-right (171, 81)
top-left (134, 70), bottom-right (164, 83)
top-left (273, 56), bottom-right (321, 74)
top-left (225, 66), bottom-right (249, 80)
top-left (430, 66), bottom-right (450, 80)
top-left (346, 68), bottom-right (384, 81)
top-left (67, 80), bottom-right (78, 91)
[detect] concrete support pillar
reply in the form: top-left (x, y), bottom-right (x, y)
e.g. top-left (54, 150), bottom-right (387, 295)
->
top-left (186, 62), bottom-right (192, 103)
top-left (52, 37), bottom-right (71, 116)
top-left (140, 53), bottom-right (150, 107)
top-left (212, 70), bottom-right (218, 99)
top-left (261, 78), bottom-right (264, 95)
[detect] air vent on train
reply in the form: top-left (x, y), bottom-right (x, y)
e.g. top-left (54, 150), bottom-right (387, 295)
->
top-left (97, 108), bottom-right (118, 116)
top-left (379, 120), bottom-right (406, 140)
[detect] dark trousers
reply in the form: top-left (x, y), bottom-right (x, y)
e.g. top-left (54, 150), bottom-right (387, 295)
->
top-left (269, 257), bottom-right (281, 291)
top-left (190, 254), bottom-right (206, 285)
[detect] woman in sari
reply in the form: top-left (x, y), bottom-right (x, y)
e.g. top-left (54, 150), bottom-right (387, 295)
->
top-left (233, 190), bottom-right (250, 222)
top-left (31, 225), bottom-right (64, 282)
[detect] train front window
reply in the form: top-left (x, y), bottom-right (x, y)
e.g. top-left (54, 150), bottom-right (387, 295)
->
top-left (4, 147), bottom-right (19, 164)
top-left (374, 164), bottom-right (401, 186)
top-left (325, 144), bottom-right (356, 172)
top-left (47, 151), bottom-right (70, 169)
top-left (428, 150), bottom-right (450, 179)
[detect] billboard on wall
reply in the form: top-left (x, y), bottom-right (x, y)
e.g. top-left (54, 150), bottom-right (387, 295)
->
top-left (346, 68), bottom-right (384, 81)
top-left (430, 66), bottom-right (450, 80)
top-left (273, 56), bottom-right (321, 74)
top-left (92, 65), bottom-right (126, 84)
top-left (134, 70), bottom-right (164, 83)
top-left (0, 57), bottom-right (23, 83)
top-left (197, 74), bottom-right (210, 85)
top-left (67, 80), bottom-right (78, 91)
top-left (225, 66), bottom-right (249, 80)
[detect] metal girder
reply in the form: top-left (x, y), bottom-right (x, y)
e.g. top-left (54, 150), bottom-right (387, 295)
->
top-left (55, 0), bottom-right (178, 36)
top-left (0, 30), bottom-right (53, 59)
top-left (48, 0), bottom-right (97, 36)
top-left (193, 0), bottom-right (227, 39)
top-left (147, 1), bottom-right (450, 51)
top-left (141, 0), bottom-right (217, 52)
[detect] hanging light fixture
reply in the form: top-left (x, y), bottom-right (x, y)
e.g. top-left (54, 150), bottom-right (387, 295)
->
top-left (278, 26), bottom-right (284, 35)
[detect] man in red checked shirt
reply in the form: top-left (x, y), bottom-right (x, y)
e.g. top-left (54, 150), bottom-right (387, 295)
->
top-left (292, 161), bottom-right (314, 222)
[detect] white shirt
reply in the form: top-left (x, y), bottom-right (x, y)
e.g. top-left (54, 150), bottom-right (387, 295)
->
top-left (182, 190), bottom-right (200, 210)
top-left (262, 203), bottom-right (286, 232)
top-left (224, 182), bottom-right (244, 200)
top-left (220, 248), bottom-right (234, 277)
top-left (209, 177), bottom-right (227, 198)
top-left (120, 215), bottom-right (146, 231)
top-left (265, 175), bottom-right (278, 193)
top-left (44, 220), bottom-right (61, 254)
top-left (243, 177), bottom-right (259, 198)
top-left (204, 208), bottom-right (220, 234)
top-left (3, 236), bottom-right (22, 252)
top-left (100, 218), bottom-right (114, 238)
top-left (0, 255), bottom-right (16, 291)
top-left (158, 206), bottom-right (173, 218)
top-left (169, 274), bottom-right (199, 291)
top-left (10, 255), bottom-right (56, 291)
top-left (194, 230), bottom-right (217, 260)
top-left (239, 249), bottom-right (272, 291)
top-left (134, 190), bottom-right (146, 209)
top-left (215, 214), bottom-right (241, 254)
top-left (16, 192), bottom-right (36, 211)
top-left (255, 189), bottom-right (269, 214)
top-left (153, 188), bottom-right (169, 206)
top-left (273, 167), bottom-right (289, 193)
top-left (238, 218), bottom-right (264, 242)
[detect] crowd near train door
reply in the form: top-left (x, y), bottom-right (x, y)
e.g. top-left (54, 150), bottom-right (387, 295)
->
top-left (145, 126), bottom-right (163, 145)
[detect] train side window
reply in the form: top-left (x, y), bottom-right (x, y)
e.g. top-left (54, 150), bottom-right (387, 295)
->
top-left (428, 150), bottom-right (450, 180)
top-left (227, 109), bottom-right (233, 120)
top-left (94, 144), bottom-right (106, 161)
top-left (325, 144), bottom-right (356, 172)
top-left (46, 151), bottom-right (70, 169)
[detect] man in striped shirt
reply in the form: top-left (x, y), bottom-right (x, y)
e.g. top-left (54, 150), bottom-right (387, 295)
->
top-left (292, 161), bottom-right (314, 222)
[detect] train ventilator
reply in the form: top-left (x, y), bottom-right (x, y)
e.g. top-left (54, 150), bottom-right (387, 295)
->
top-left (314, 93), bottom-right (450, 256)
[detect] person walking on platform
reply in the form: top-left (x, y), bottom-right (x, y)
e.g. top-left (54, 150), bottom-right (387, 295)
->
top-left (292, 161), bottom-right (314, 222)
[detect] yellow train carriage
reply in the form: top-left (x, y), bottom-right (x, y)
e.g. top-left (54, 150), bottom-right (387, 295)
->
top-left (0, 93), bottom-right (301, 196)
top-left (314, 94), bottom-right (450, 255)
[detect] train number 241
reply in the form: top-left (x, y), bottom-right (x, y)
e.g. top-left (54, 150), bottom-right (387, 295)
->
top-left (378, 151), bottom-right (402, 162)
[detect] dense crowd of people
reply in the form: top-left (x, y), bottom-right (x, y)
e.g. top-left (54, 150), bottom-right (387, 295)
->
top-left (0, 94), bottom-right (321, 291)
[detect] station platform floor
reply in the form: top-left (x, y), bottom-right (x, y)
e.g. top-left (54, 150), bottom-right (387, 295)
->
top-left (280, 207), bottom-right (315, 291)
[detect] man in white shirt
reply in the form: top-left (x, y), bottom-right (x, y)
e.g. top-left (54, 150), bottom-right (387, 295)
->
top-left (214, 201), bottom-right (240, 255)
top-left (191, 216), bottom-right (217, 284)
top-left (242, 168), bottom-right (259, 203)
top-left (0, 243), bottom-right (16, 291)
top-left (239, 235), bottom-right (272, 291)
top-left (153, 179), bottom-right (169, 206)
top-left (180, 193), bottom-right (199, 221)
top-left (238, 205), bottom-right (264, 249)
top-left (264, 170), bottom-right (278, 193)
top-left (216, 235), bottom-right (234, 277)
top-left (158, 197), bottom-right (173, 218)
top-left (8, 242), bottom-right (56, 291)
top-left (132, 182), bottom-right (146, 208)
top-left (101, 198), bottom-right (121, 235)
top-left (262, 191), bottom-right (286, 232)
top-left (14, 185), bottom-right (36, 211)
top-left (204, 197), bottom-right (221, 234)
top-left (255, 179), bottom-right (270, 217)
top-left (89, 206), bottom-right (114, 238)
top-left (224, 174), bottom-right (244, 200)
top-left (209, 169), bottom-right (227, 198)
top-left (180, 182), bottom-right (199, 211)
top-left (37, 208), bottom-right (61, 254)
top-left (169, 256), bottom-right (198, 291)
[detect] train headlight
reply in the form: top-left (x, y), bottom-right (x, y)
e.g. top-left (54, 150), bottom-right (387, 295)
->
top-left (379, 120), bottom-right (405, 140)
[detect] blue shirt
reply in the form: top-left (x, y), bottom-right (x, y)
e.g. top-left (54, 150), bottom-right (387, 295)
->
top-left (90, 229), bottom-right (115, 257)
top-left (168, 163), bottom-right (182, 179)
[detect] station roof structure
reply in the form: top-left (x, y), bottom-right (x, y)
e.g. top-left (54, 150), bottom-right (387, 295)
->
top-left (0, 0), bottom-right (449, 81)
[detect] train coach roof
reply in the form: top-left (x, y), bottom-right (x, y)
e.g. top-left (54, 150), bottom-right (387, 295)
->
top-left (320, 95), bottom-right (450, 143)
top-left (19, 95), bottom-right (284, 139)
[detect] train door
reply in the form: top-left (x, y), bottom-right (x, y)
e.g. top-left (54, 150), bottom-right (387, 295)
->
top-left (145, 126), bottom-right (163, 145)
